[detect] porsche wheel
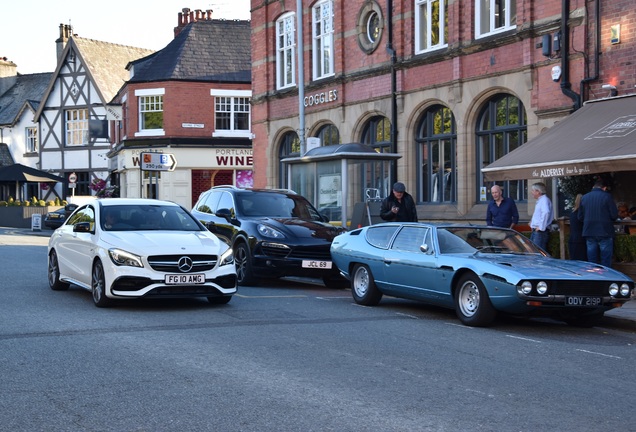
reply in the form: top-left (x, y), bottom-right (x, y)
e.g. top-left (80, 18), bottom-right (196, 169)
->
top-left (48, 250), bottom-right (69, 291)
top-left (351, 264), bottom-right (382, 306)
top-left (91, 260), bottom-right (112, 308)
top-left (454, 273), bottom-right (496, 327)
top-left (235, 242), bottom-right (256, 286)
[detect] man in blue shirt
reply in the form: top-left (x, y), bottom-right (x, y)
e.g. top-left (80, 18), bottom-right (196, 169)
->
top-left (578, 179), bottom-right (618, 267)
top-left (486, 185), bottom-right (519, 228)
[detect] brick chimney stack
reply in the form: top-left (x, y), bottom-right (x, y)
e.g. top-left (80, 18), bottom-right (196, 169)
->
top-left (0, 57), bottom-right (18, 96)
top-left (174, 8), bottom-right (213, 37)
top-left (56, 24), bottom-right (73, 63)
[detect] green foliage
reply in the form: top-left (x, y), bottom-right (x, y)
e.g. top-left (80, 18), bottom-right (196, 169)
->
top-left (0, 201), bottom-right (6, 207)
top-left (614, 235), bottom-right (636, 263)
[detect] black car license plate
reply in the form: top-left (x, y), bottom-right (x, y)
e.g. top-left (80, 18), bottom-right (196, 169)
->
top-left (565, 296), bottom-right (602, 307)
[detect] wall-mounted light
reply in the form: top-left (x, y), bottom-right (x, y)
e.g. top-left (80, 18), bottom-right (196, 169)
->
top-left (611, 24), bottom-right (621, 44)
top-left (602, 84), bottom-right (618, 97)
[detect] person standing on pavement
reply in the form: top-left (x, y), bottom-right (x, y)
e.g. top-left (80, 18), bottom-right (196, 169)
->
top-left (380, 182), bottom-right (418, 222)
top-left (568, 194), bottom-right (587, 261)
top-left (578, 178), bottom-right (618, 268)
top-left (486, 184), bottom-right (519, 229)
top-left (529, 182), bottom-right (554, 252)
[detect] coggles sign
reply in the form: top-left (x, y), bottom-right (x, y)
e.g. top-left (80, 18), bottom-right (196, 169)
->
top-left (304, 89), bottom-right (338, 107)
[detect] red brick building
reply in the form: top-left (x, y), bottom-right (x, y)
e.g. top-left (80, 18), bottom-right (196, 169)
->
top-left (250, 0), bottom-right (636, 224)
top-left (111, 9), bottom-right (253, 208)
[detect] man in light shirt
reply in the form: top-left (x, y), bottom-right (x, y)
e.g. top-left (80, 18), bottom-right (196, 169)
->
top-left (529, 182), bottom-right (554, 252)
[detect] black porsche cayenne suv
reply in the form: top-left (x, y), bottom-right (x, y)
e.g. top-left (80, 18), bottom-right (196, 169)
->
top-left (191, 186), bottom-right (347, 287)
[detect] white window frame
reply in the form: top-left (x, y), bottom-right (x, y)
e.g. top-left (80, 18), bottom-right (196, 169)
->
top-left (25, 127), bottom-right (38, 153)
top-left (475, 0), bottom-right (516, 38)
top-left (65, 108), bottom-right (89, 146)
top-left (415, 0), bottom-right (448, 54)
top-left (312, 0), bottom-right (335, 80)
top-left (276, 12), bottom-right (296, 90)
top-left (135, 88), bottom-right (165, 137)
top-left (210, 89), bottom-right (253, 138)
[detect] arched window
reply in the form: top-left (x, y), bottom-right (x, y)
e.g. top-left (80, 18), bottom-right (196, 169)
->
top-left (476, 95), bottom-right (527, 202)
top-left (315, 124), bottom-right (340, 146)
top-left (416, 105), bottom-right (456, 203)
top-left (278, 131), bottom-right (300, 188)
top-left (361, 116), bottom-right (392, 197)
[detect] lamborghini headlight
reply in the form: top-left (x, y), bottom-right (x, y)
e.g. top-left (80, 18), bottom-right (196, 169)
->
top-left (519, 281), bottom-right (532, 295)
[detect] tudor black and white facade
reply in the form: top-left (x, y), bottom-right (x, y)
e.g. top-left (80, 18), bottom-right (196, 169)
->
top-left (34, 25), bottom-right (153, 199)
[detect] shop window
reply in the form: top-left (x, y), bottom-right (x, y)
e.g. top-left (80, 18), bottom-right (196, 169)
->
top-left (278, 131), bottom-right (301, 188)
top-left (361, 116), bottom-right (392, 198)
top-left (316, 124), bottom-right (340, 147)
top-left (416, 105), bottom-right (456, 203)
top-left (476, 94), bottom-right (527, 202)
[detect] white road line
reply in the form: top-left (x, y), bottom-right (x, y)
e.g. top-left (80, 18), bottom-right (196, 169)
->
top-left (576, 349), bottom-right (622, 359)
top-left (506, 335), bottom-right (542, 343)
top-left (395, 312), bottom-right (418, 319)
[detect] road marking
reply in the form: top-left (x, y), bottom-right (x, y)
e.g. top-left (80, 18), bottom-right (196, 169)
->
top-left (506, 335), bottom-right (542, 343)
top-left (576, 349), bottom-right (622, 359)
top-left (396, 312), bottom-right (418, 319)
top-left (445, 323), bottom-right (474, 329)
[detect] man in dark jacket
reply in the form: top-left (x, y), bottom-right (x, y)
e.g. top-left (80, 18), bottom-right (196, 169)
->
top-left (380, 182), bottom-right (418, 222)
top-left (578, 179), bottom-right (618, 267)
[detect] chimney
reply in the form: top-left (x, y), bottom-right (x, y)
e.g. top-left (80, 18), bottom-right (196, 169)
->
top-left (56, 24), bottom-right (73, 63)
top-left (0, 57), bottom-right (18, 97)
top-left (174, 8), bottom-right (213, 38)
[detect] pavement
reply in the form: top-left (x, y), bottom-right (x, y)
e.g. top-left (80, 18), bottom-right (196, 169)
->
top-left (2, 226), bottom-right (635, 332)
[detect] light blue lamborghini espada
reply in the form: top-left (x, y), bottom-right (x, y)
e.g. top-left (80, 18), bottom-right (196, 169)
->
top-left (330, 223), bottom-right (633, 327)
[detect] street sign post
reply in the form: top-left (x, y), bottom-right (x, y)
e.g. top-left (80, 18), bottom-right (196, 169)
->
top-left (69, 172), bottom-right (77, 197)
top-left (140, 152), bottom-right (177, 172)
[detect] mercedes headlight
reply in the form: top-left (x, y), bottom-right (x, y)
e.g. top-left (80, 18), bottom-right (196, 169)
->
top-left (108, 248), bottom-right (143, 267)
top-left (219, 248), bottom-right (234, 267)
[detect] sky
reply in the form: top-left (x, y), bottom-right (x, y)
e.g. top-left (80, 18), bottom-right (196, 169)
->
top-left (3, 0), bottom-right (251, 74)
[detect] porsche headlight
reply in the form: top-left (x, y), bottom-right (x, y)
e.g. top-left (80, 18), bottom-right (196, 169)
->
top-left (257, 223), bottom-right (285, 239)
top-left (609, 283), bottom-right (619, 296)
top-left (519, 281), bottom-right (532, 295)
top-left (620, 283), bottom-right (631, 297)
top-left (536, 281), bottom-right (548, 295)
top-left (108, 248), bottom-right (143, 267)
top-left (219, 248), bottom-right (234, 267)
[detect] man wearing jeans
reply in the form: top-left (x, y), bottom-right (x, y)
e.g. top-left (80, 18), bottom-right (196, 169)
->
top-left (578, 179), bottom-right (618, 268)
top-left (529, 182), bottom-right (554, 252)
